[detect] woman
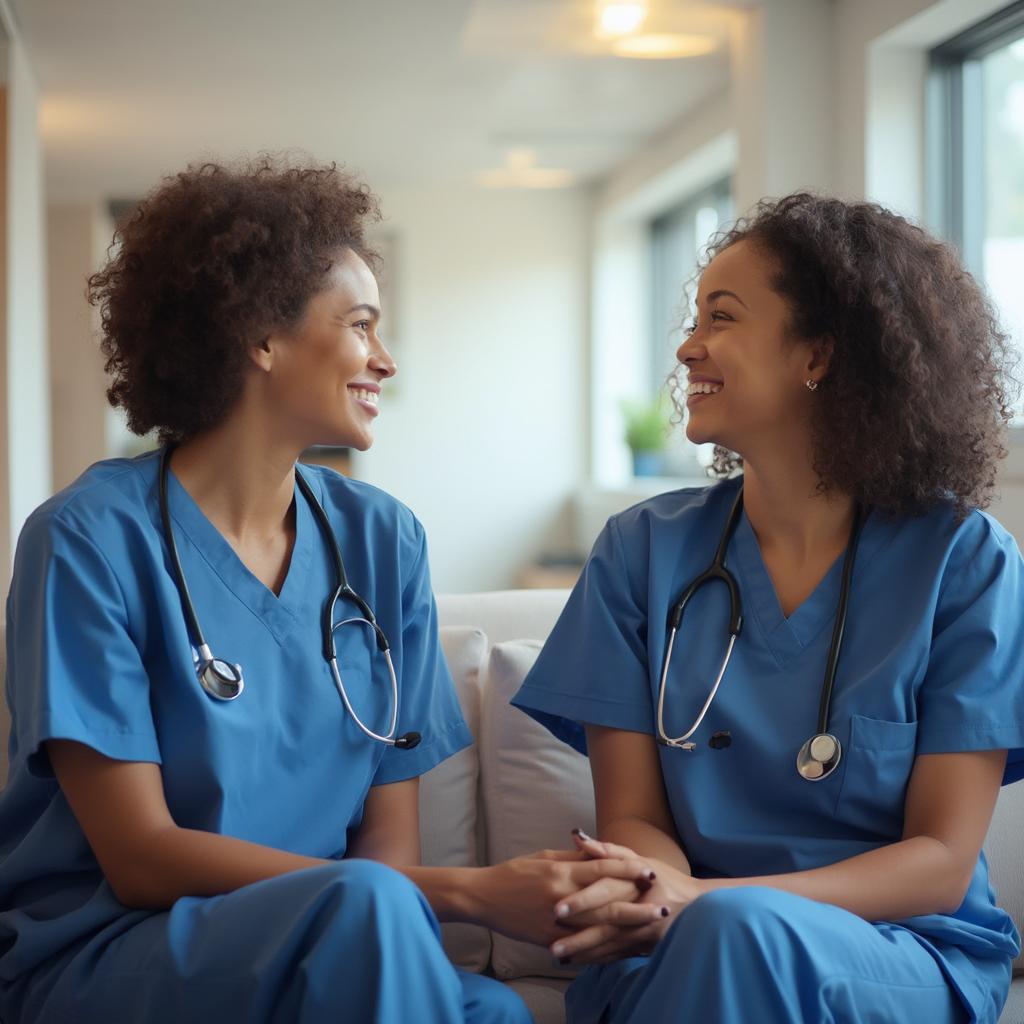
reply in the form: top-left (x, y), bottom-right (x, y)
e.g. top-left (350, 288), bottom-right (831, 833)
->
top-left (513, 193), bottom-right (1024, 1023)
top-left (0, 158), bottom-right (655, 1024)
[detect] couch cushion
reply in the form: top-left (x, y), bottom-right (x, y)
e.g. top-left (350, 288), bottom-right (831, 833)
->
top-left (984, 781), bottom-right (1024, 976)
top-left (419, 626), bottom-right (490, 972)
top-left (505, 977), bottom-right (570, 1024)
top-left (479, 639), bottom-right (596, 981)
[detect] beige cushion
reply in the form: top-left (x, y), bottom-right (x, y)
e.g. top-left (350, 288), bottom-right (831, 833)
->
top-left (479, 639), bottom-right (596, 981)
top-left (505, 977), bottom-right (571, 1024)
top-left (419, 626), bottom-right (491, 972)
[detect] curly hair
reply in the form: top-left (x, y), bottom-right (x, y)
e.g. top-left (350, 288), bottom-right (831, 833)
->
top-left (88, 156), bottom-right (381, 444)
top-left (672, 192), bottom-right (1019, 518)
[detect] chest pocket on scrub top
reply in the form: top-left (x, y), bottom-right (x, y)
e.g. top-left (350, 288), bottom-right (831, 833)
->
top-left (833, 715), bottom-right (918, 838)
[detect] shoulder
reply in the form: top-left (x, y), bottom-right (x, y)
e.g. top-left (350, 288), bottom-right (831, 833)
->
top-left (606, 477), bottom-right (741, 551)
top-left (297, 462), bottom-right (424, 551)
top-left (17, 453), bottom-right (159, 558)
top-left (884, 500), bottom-right (1021, 579)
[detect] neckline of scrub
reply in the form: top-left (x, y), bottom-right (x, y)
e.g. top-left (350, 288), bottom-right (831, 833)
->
top-left (730, 506), bottom-right (880, 670)
top-left (162, 463), bottom-right (317, 645)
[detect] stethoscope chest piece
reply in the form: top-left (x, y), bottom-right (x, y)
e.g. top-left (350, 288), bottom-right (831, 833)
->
top-left (796, 733), bottom-right (841, 781)
top-left (197, 645), bottom-right (244, 701)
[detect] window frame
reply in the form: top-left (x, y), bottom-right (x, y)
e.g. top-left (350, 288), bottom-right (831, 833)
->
top-left (929, 1), bottom-right (1024, 259)
top-left (928, 1), bottom-right (1024, 436)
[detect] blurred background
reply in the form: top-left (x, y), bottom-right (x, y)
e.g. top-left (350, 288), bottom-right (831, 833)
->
top-left (0, 0), bottom-right (1021, 592)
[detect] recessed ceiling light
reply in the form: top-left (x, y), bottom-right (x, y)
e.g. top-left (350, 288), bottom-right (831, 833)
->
top-left (612, 33), bottom-right (717, 59)
top-left (595, 1), bottom-right (648, 39)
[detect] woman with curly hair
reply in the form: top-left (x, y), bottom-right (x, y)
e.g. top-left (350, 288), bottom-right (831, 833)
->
top-left (514, 192), bottom-right (1024, 1023)
top-left (0, 158), bottom-right (656, 1024)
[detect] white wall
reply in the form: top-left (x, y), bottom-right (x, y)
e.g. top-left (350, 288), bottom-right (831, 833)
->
top-left (47, 201), bottom-right (111, 491)
top-left (356, 185), bottom-right (590, 593)
top-left (2, 8), bottom-right (49, 580)
top-left (730, 0), bottom-right (838, 211)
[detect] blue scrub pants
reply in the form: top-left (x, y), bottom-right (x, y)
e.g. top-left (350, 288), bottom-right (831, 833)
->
top-left (11, 860), bottom-right (529, 1024)
top-left (567, 888), bottom-right (970, 1024)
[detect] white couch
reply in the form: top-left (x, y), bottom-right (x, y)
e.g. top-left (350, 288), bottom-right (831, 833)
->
top-left (429, 589), bottom-right (1024, 1024)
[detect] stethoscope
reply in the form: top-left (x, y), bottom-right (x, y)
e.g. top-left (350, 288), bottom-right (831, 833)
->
top-left (158, 447), bottom-right (421, 750)
top-left (656, 485), bottom-right (864, 781)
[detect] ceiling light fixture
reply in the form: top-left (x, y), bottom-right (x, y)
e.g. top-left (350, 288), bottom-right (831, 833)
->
top-left (479, 148), bottom-right (574, 190)
top-left (595, 1), bottom-right (648, 40)
top-left (612, 32), bottom-right (717, 59)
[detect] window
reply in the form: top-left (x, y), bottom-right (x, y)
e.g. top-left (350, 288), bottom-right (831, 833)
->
top-left (649, 179), bottom-right (733, 396)
top-left (930, 2), bottom-right (1024, 419)
top-left (647, 179), bottom-right (733, 471)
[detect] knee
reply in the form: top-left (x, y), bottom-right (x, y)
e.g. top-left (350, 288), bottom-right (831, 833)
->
top-left (675, 886), bottom-right (800, 945)
top-left (305, 859), bottom-right (429, 924)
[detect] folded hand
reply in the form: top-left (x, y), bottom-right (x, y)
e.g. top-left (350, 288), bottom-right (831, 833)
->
top-left (474, 847), bottom-right (658, 947)
top-left (548, 832), bottom-right (706, 964)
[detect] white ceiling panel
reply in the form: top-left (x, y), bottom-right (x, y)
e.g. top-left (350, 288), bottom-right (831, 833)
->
top-left (12, 0), bottom-right (737, 200)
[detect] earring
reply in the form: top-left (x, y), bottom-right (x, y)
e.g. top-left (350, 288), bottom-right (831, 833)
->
top-left (805, 379), bottom-right (819, 392)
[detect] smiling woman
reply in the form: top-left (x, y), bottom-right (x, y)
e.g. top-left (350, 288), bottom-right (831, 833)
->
top-left (513, 192), bottom-right (1024, 1024)
top-left (0, 156), bottom-right (653, 1024)
top-left (678, 192), bottom-right (1017, 517)
top-left (89, 159), bottom-right (388, 447)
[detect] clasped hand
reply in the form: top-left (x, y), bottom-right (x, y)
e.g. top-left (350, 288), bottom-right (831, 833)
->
top-left (542, 832), bottom-right (706, 965)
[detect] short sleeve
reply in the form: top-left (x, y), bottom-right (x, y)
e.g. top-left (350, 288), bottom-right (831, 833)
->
top-left (512, 516), bottom-right (654, 754)
top-left (371, 519), bottom-right (471, 784)
top-left (6, 512), bottom-right (161, 777)
top-left (916, 513), bottom-right (1024, 785)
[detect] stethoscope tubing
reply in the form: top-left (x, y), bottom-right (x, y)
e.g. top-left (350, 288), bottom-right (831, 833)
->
top-left (656, 483), bottom-right (864, 779)
top-left (159, 446), bottom-right (418, 748)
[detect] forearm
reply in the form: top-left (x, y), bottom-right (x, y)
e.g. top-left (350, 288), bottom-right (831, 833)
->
top-left (601, 816), bottom-right (691, 875)
top-left (118, 825), bottom-right (328, 908)
top-left (400, 865), bottom-right (479, 923)
top-left (702, 835), bottom-right (970, 920)
top-left (348, 777), bottom-right (421, 867)
top-left (125, 826), bottom-right (475, 922)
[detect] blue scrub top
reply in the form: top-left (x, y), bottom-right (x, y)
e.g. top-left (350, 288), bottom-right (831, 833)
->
top-left (0, 451), bottom-right (470, 983)
top-left (513, 476), bottom-right (1024, 1018)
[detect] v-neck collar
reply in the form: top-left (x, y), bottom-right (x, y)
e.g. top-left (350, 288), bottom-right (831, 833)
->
top-left (730, 504), bottom-right (880, 670)
top-left (164, 466), bottom-right (318, 645)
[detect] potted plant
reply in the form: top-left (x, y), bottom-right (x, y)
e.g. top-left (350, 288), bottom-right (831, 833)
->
top-left (621, 395), bottom-right (670, 477)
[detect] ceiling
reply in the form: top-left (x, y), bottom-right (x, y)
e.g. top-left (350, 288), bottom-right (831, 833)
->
top-left (11, 0), bottom-right (751, 201)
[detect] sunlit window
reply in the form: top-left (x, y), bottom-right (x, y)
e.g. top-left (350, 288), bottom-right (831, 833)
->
top-left (930, 3), bottom-right (1024, 421)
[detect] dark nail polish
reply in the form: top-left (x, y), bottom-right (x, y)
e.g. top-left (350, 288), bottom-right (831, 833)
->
top-left (660, 906), bottom-right (670, 917)
top-left (635, 876), bottom-right (652, 892)
top-left (648, 871), bottom-right (657, 881)
top-left (559, 956), bottom-right (572, 965)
